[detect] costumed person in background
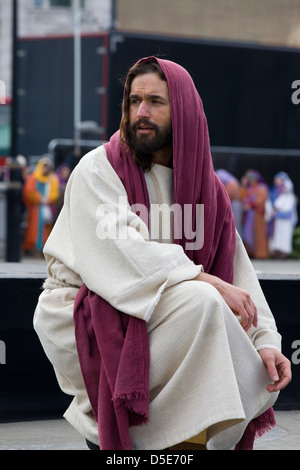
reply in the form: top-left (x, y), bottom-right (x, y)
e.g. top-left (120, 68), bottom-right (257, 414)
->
top-left (241, 169), bottom-right (269, 259)
top-left (215, 169), bottom-right (243, 235)
top-left (55, 163), bottom-right (72, 217)
top-left (265, 172), bottom-right (298, 259)
top-left (33, 57), bottom-right (291, 451)
top-left (23, 157), bottom-right (59, 256)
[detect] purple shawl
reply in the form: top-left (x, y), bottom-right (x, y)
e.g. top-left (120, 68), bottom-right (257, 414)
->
top-left (74, 285), bottom-right (150, 450)
top-left (74, 57), bottom-right (275, 450)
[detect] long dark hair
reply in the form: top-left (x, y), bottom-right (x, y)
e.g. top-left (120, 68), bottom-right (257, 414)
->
top-left (120, 58), bottom-right (168, 170)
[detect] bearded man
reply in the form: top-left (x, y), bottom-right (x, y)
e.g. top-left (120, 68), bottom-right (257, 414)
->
top-left (34, 57), bottom-right (291, 451)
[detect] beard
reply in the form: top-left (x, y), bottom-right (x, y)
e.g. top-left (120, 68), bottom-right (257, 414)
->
top-left (126, 119), bottom-right (172, 170)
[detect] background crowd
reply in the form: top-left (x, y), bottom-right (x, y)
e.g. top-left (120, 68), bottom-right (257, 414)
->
top-left (216, 168), bottom-right (299, 260)
top-left (20, 156), bottom-right (299, 261)
top-left (22, 157), bottom-right (71, 258)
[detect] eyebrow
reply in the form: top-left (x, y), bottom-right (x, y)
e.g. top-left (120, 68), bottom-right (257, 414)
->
top-left (129, 93), bottom-right (170, 103)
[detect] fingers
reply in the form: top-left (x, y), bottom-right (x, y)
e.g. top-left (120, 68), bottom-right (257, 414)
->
top-left (259, 349), bottom-right (292, 393)
top-left (236, 291), bottom-right (258, 331)
top-left (201, 274), bottom-right (258, 331)
top-left (266, 360), bottom-right (292, 392)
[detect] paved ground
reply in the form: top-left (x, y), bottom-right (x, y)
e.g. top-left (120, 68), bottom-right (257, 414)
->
top-left (0, 410), bottom-right (299, 450)
top-left (254, 410), bottom-right (300, 450)
top-left (251, 258), bottom-right (300, 278)
top-left (0, 257), bottom-right (299, 279)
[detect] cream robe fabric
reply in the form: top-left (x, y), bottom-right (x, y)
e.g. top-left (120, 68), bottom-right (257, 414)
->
top-left (34, 145), bottom-right (281, 450)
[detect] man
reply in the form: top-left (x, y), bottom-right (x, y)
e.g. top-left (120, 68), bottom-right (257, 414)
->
top-left (34, 57), bottom-right (291, 450)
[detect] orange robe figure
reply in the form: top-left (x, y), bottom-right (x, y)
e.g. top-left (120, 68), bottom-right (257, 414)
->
top-left (23, 158), bottom-right (59, 253)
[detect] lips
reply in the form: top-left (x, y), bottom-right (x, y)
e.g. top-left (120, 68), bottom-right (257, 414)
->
top-left (137, 123), bottom-right (154, 133)
top-left (133, 119), bottom-right (157, 134)
top-left (138, 126), bottom-right (154, 134)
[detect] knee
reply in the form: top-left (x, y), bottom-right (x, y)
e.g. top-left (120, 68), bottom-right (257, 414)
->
top-left (182, 280), bottom-right (223, 311)
top-left (149, 279), bottom-right (225, 332)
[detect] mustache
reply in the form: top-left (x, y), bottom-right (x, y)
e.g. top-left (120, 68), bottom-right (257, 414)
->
top-left (132, 119), bottom-right (160, 133)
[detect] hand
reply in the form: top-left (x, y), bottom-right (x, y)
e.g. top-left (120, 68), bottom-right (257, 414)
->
top-left (193, 272), bottom-right (258, 331)
top-left (258, 348), bottom-right (292, 392)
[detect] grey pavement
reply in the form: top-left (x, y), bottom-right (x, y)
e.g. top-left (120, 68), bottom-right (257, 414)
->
top-left (254, 410), bottom-right (300, 450)
top-left (251, 258), bottom-right (300, 278)
top-left (0, 257), bottom-right (47, 278)
top-left (0, 410), bottom-right (299, 450)
top-left (0, 255), bottom-right (299, 278)
top-left (1, 256), bottom-right (300, 279)
top-left (0, 419), bottom-right (88, 450)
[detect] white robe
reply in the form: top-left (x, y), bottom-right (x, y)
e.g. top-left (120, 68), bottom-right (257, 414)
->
top-left (34, 145), bottom-right (281, 450)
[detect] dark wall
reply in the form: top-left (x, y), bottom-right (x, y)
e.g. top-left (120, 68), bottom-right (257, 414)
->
top-left (0, 276), bottom-right (299, 421)
top-left (260, 278), bottom-right (300, 410)
top-left (15, 31), bottom-right (300, 163)
top-left (107, 32), bottom-right (300, 150)
top-left (0, 278), bottom-right (71, 421)
top-left (16, 34), bottom-right (109, 158)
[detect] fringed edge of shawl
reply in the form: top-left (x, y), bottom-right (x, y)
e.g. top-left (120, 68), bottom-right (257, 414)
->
top-left (235, 408), bottom-right (276, 450)
top-left (113, 391), bottom-right (150, 424)
top-left (251, 407), bottom-right (276, 439)
top-left (113, 391), bottom-right (147, 403)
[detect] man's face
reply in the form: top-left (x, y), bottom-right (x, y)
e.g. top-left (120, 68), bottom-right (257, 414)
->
top-left (127, 72), bottom-right (172, 156)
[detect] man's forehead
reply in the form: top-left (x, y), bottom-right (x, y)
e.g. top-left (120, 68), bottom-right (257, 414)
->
top-left (129, 72), bottom-right (169, 97)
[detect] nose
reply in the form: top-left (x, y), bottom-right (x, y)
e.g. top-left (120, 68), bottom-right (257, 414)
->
top-left (137, 100), bottom-right (151, 120)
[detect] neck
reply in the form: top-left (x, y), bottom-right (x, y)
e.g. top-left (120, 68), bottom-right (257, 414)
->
top-left (152, 145), bottom-right (173, 168)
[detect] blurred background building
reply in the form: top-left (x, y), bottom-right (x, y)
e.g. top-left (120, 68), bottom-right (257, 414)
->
top-left (1, 0), bottom-right (300, 156)
top-left (0, 0), bottom-right (300, 261)
top-left (117, 0), bottom-right (300, 48)
top-left (0, 0), bottom-right (112, 156)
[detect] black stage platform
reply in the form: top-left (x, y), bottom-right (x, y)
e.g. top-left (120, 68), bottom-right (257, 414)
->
top-left (0, 261), bottom-right (299, 422)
